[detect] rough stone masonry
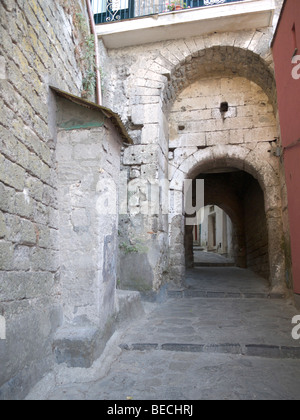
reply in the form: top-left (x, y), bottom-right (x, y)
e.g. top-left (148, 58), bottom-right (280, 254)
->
top-left (0, 0), bottom-right (87, 400)
top-left (0, 0), bottom-right (138, 400)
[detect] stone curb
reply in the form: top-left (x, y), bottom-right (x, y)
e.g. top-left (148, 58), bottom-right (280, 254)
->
top-left (120, 342), bottom-right (300, 359)
top-left (194, 263), bottom-right (235, 267)
top-left (167, 290), bottom-right (286, 299)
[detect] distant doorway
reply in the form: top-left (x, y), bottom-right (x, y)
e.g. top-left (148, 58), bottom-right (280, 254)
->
top-left (193, 205), bottom-right (233, 257)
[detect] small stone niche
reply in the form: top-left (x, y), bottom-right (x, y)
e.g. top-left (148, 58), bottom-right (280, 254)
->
top-left (220, 102), bottom-right (229, 113)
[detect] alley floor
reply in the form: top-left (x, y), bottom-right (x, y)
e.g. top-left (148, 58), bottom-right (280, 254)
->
top-left (26, 253), bottom-right (300, 400)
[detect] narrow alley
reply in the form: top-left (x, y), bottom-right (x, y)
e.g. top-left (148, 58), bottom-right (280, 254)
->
top-left (26, 254), bottom-right (300, 400)
top-left (2, 0), bottom-right (300, 401)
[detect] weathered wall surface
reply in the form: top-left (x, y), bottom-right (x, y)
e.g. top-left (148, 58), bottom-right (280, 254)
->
top-left (244, 178), bottom-right (270, 279)
top-left (0, 0), bottom-right (91, 400)
top-left (272, 0), bottom-right (300, 295)
top-left (168, 76), bottom-right (277, 149)
top-left (56, 116), bottom-right (121, 327)
top-left (53, 106), bottom-right (122, 367)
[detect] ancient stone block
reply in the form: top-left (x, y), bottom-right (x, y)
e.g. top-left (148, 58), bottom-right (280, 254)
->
top-left (0, 242), bottom-right (14, 271)
top-left (131, 103), bottom-right (161, 125)
top-left (0, 212), bottom-right (7, 239)
top-left (123, 145), bottom-right (158, 165)
top-left (53, 323), bottom-right (114, 368)
top-left (141, 124), bottom-right (160, 144)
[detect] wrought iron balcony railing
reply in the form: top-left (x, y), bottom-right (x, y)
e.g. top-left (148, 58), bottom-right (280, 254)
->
top-left (92, 0), bottom-right (247, 24)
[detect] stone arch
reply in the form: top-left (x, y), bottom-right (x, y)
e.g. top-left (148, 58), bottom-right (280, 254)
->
top-left (169, 145), bottom-right (285, 290)
top-left (171, 145), bottom-right (280, 192)
top-left (162, 44), bottom-right (277, 113)
top-left (123, 33), bottom-right (277, 134)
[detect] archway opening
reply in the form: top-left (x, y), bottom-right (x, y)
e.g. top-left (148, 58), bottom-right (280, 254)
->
top-left (184, 168), bottom-right (270, 282)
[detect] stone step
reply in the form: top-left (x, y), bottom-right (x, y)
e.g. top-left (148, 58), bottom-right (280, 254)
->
top-left (119, 342), bottom-right (300, 360)
top-left (52, 290), bottom-right (144, 368)
top-left (194, 262), bottom-right (235, 267)
top-left (167, 289), bottom-right (285, 299)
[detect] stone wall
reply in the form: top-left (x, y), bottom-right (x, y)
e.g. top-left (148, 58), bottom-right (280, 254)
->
top-left (0, 0), bottom-right (92, 400)
top-left (55, 98), bottom-right (121, 325)
top-left (169, 76), bottom-right (277, 150)
top-left (53, 95), bottom-right (123, 367)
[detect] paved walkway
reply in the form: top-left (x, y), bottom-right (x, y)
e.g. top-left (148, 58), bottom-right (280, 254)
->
top-left (193, 250), bottom-right (234, 266)
top-left (26, 265), bottom-right (300, 400)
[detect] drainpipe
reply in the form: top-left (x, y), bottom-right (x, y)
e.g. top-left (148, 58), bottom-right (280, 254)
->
top-left (86, 0), bottom-right (103, 106)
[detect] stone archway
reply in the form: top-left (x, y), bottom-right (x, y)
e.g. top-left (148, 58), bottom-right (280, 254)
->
top-left (185, 170), bottom-right (270, 280)
top-left (111, 33), bottom-right (287, 294)
top-left (169, 145), bottom-right (285, 291)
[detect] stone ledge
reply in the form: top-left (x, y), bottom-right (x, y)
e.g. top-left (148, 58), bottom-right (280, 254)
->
top-left (52, 290), bottom-right (144, 369)
top-left (53, 323), bottom-right (114, 369)
top-left (119, 342), bottom-right (300, 359)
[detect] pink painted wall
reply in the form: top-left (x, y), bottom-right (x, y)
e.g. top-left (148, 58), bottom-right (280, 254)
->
top-left (272, 0), bottom-right (300, 293)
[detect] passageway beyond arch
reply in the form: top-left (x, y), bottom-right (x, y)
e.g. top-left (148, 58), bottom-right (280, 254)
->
top-left (184, 170), bottom-right (270, 281)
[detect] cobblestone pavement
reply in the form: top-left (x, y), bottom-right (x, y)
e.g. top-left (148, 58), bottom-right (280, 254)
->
top-left (26, 267), bottom-right (300, 400)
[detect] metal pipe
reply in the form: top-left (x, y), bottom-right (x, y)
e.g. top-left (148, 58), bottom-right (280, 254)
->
top-left (86, 0), bottom-right (103, 106)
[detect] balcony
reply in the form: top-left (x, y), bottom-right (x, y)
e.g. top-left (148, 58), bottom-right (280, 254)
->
top-left (94, 0), bottom-right (275, 48)
top-left (93, 0), bottom-right (247, 24)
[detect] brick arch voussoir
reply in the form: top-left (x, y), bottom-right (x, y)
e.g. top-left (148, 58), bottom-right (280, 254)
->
top-left (160, 43), bottom-right (276, 112)
top-left (171, 145), bottom-right (281, 208)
